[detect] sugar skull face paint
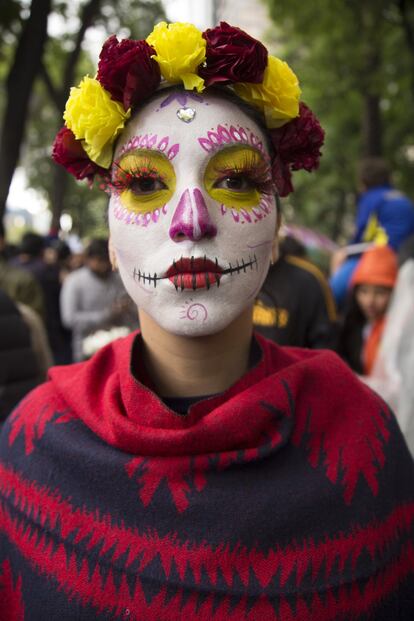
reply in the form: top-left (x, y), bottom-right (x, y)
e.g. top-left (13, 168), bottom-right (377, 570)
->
top-left (109, 90), bottom-right (277, 337)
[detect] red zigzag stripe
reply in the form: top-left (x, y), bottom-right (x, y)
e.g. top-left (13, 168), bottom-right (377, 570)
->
top-left (1, 497), bottom-right (413, 621)
top-left (0, 466), bottom-right (414, 619)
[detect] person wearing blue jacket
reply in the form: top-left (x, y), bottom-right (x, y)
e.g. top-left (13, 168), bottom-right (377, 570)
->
top-left (330, 158), bottom-right (414, 308)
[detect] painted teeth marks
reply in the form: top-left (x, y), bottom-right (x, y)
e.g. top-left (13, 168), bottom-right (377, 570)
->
top-left (132, 255), bottom-right (258, 291)
top-left (198, 124), bottom-right (267, 158)
top-left (133, 268), bottom-right (159, 288)
top-left (119, 134), bottom-right (179, 161)
top-left (221, 195), bottom-right (273, 224)
top-left (221, 255), bottom-right (257, 276)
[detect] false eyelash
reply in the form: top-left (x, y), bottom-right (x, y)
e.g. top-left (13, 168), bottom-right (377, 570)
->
top-left (109, 157), bottom-right (166, 193)
top-left (213, 154), bottom-right (274, 195)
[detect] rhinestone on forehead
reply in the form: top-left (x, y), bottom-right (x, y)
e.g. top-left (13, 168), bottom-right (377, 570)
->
top-left (176, 107), bottom-right (197, 123)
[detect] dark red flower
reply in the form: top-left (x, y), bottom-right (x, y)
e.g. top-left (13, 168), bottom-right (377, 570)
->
top-left (271, 156), bottom-right (293, 198)
top-left (270, 103), bottom-right (324, 196)
top-left (97, 35), bottom-right (161, 111)
top-left (200, 22), bottom-right (268, 87)
top-left (52, 127), bottom-right (106, 180)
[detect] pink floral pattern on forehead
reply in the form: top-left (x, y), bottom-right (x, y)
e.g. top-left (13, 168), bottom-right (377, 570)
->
top-left (118, 134), bottom-right (179, 160)
top-left (198, 124), bottom-right (267, 158)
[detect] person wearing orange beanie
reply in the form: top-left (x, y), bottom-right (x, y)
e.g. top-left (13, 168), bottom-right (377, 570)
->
top-left (338, 245), bottom-right (398, 374)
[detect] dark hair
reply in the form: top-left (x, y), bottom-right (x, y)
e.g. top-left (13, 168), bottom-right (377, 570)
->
top-left (19, 232), bottom-right (45, 257)
top-left (51, 239), bottom-right (71, 262)
top-left (336, 290), bottom-right (365, 374)
top-left (357, 158), bottom-right (391, 189)
top-left (86, 238), bottom-right (109, 260)
top-left (279, 235), bottom-right (306, 259)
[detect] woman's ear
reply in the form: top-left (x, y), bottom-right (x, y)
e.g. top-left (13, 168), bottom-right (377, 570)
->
top-left (108, 237), bottom-right (118, 271)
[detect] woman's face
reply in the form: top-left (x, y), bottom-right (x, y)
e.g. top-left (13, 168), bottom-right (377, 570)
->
top-left (108, 90), bottom-right (277, 336)
top-left (355, 284), bottom-right (392, 322)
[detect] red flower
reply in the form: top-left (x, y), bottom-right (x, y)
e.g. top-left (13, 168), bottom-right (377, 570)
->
top-left (97, 35), bottom-right (161, 110)
top-left (52, 127), bottom-right (106, 180)
top-left (200, 22), bottom-right (268, 87)
top-left (271, 156), bottom-right (294, 198)
top-left (270, 103), bottom-right (324, 196)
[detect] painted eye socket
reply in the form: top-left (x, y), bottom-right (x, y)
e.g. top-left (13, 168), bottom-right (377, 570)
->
top-left (113, 149), bottom-right (176, 214)
top-left (214, 175), bottom-right (255, 192)
top-left (204, 145), bottom-right (272, 211)
top-left (129, 175), bottom-right (167, 196)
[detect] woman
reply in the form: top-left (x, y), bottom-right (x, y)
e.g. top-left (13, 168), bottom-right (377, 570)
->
top-left (0, 22), bottom-right (413, 620)
top-left (337, 245), bottom-right (397, 375)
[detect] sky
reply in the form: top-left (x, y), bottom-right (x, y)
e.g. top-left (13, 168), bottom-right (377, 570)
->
top-left (7, 0), bottom-right (211, 233)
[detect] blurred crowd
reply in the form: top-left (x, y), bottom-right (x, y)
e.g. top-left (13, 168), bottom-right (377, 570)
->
top-left (1, 157), bottom-right (413, 452)
top-left (0, 232), bottom-right (138, 421)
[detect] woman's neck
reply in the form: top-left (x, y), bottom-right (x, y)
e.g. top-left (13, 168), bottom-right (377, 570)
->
top-left (138, 308), bottom-right (254, 398)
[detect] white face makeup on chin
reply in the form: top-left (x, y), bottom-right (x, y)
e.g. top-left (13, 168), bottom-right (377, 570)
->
top-left (108, 90), bottom-right (277, 337)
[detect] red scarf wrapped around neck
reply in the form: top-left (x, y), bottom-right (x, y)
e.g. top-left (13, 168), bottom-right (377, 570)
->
top-left (0, 331), bottom-right (413, 620)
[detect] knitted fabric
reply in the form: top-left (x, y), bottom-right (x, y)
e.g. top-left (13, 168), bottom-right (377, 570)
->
top-left (0, 332), bottom-right (413, 620)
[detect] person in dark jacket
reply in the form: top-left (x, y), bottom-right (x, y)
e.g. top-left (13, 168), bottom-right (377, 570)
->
top-left (0, 289), bottom-right (47, 423)
top-left (254, 236), bottom-right (337, 348)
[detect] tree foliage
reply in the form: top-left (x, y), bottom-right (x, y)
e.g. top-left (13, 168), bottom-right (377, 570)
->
top-left (265, 0), bottom-right (414, 240)
top-left (0, 0), bottom-right (165, 238)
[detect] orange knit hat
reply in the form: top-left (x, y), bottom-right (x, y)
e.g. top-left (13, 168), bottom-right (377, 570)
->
top-left (351, 245), bottom-right (398, 288)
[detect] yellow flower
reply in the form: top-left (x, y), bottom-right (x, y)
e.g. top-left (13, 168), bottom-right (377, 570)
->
top-left (63, 76), bottom-right (131, 168)
top-left (147, 22), bottom-right (206, 92)
top-left (234, 55), bottom-right (301, 128)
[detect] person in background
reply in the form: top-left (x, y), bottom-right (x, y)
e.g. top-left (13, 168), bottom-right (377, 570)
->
top-left (254, 235), bottom-right (337, 348)
top-left (336, 245), bottom-right (397, 375)
top-left (60, 238), bottom-right (131, 361)
top-left (0, 235), bottom-right (45, 319)
top-left (364, 235), bottom-right (414, 455)
top-left (8, 232), bottom-right (47, 282)
top-left (0, 289), bottom-right (51, 424)
top-left (330, 158), bottom-right (414, 308)
top-left (53, 239), bottom-right (75, 282)
top-left (9, 231), bottom-right (69, 363)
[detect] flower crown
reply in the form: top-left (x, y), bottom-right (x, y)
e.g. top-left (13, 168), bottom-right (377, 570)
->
top-left (52, 21), bottom-right (324, 197)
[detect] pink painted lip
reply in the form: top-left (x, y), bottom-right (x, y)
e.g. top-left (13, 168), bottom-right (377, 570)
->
top-left (166, 257), bottom-right (223, 290)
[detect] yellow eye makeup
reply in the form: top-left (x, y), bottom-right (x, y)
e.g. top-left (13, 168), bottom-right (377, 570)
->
top-left (204, 146), bottom-right (272, 211)
top-left (113, 150), bottom-right (176, 213)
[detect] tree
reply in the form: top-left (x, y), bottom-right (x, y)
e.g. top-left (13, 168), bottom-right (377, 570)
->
top-left (265, 0), bottom-right (414, 239)
top-left (0, 0), bottom-right (165, 237)
top-left (38, 0), bottom-right (165, 231)
top-left (0, 0), bottom-right (51, 237)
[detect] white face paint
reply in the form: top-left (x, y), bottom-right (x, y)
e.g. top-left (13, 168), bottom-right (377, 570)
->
top-left (108, 89), bottom-right (277, 336)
